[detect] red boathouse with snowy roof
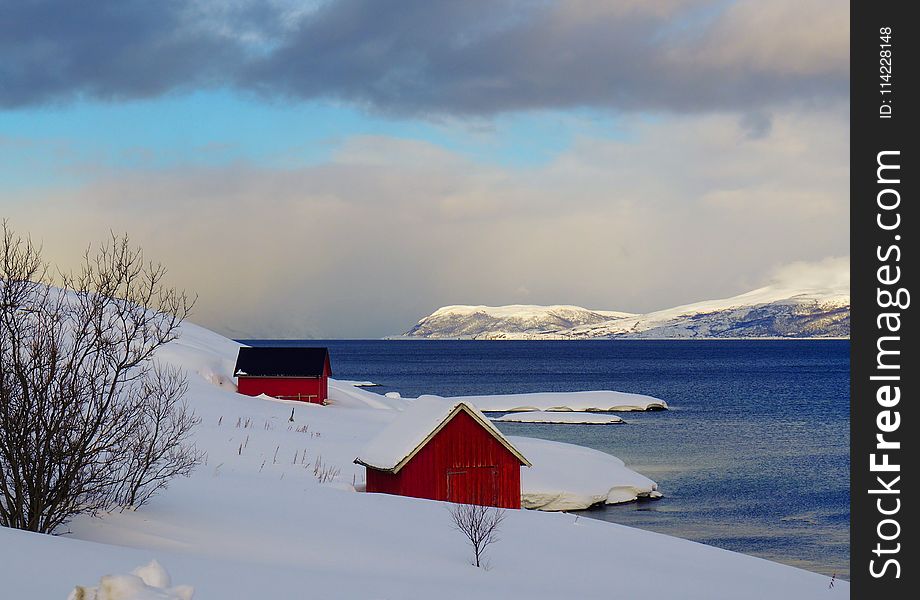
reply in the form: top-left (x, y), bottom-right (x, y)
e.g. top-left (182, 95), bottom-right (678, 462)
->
top-left (355, 396), bottom-right (531, 508)
top-left (234, 347), bottom-right (331, 404)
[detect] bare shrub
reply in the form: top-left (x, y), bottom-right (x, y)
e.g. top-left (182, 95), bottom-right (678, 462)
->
top-left (0, 223), bottom-right (199, 533)
top-left (449, 503), bottom-right (506, 568)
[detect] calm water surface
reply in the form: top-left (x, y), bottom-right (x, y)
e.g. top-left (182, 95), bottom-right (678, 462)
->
top-left (243, 339), bottom-right (850, 578)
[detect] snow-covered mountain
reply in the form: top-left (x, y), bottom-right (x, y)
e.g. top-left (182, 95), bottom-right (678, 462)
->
top-left (401, 285), bottom-right (849, 339)
top-left (403, 305), bottom-right (635, 339)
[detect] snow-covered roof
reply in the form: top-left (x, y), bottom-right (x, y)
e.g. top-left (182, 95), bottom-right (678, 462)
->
top-left (354, 395), bottom-right (531, 472)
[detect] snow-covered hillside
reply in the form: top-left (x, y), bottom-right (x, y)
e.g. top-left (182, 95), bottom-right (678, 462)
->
top-left (403, 304), bottom-right (634, 339)
top-left (401, 284), bottom-right (849, 339)
top-left (0, 321), bottom-right (846, 598)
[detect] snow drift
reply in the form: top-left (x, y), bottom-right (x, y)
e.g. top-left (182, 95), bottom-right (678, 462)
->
top-left (68, 560), bottom-right (193, 600)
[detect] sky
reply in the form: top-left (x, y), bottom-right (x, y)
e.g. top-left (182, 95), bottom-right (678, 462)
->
top-left (0, 0), bottom-right (849, 338)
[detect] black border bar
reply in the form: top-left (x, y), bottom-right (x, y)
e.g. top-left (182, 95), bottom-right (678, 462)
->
top-left (851, 0), bottom-right (916, 594)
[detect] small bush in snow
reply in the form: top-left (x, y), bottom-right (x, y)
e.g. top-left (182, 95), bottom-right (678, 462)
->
top-left (449, 503), bottom-right (506, 568)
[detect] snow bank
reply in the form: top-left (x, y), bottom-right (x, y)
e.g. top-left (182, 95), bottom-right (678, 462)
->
top-left (458, 390), bottom-right (668, 412)
top-left (68, 560), bottom-right (193, 600)
top-left (514, 437), bottom-right (660, 510)
top-left (327, 378), bottom-right (409, 410)
top-left (494, 412), bottom-right (624, 424)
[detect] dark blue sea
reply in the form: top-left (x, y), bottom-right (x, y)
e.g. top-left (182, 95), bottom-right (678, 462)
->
top-left (243, 339), bottom-right (850, 578)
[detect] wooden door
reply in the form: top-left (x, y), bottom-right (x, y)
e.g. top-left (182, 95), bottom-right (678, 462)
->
top-left (447, 466), bottom-right (499, 506)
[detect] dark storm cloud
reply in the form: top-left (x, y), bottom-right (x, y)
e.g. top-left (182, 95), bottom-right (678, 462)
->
top-left (0, 0), bottom-right (260, 107)
top-left (1, 0), bottom-right (847, 115)
top-left (244, 0), bottom-right (848, 115)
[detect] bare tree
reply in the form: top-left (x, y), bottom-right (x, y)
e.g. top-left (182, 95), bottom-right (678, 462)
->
top-left (449, 503), bottom-right (506, 568)
top-left (0, 222), bottom-right (199, 533)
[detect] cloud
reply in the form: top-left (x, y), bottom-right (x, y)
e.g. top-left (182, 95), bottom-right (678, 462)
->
top-left (3, 107), bottom-right (849, 337)
top-left (768, 257), bottom-right (849, 292)
top-left (0, 0), bottom-right (256, 107)
top-left (2, 0), bottom-right (848, 115)
top-left (739, 112), bottom-right (773, 140)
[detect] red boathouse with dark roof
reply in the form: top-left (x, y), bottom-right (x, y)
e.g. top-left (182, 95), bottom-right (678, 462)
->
top-left (233, 347), bottom-right (332, 404)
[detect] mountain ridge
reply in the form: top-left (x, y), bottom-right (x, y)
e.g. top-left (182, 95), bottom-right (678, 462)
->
top-left (400, 285), bottom-right (850, 339)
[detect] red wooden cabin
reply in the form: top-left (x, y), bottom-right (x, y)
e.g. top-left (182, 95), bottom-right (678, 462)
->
top-left (234, 347), bottom-right (331, 404)
top-left (355, 397), bottom-right (530, 508)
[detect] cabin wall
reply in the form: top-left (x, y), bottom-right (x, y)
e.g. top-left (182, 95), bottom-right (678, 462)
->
top-left (237, 377), bottom-right (327, 403)
top-left (365, 410), bottom-right (522, 509)
top-left (321, 359), bottom-right (330, 404)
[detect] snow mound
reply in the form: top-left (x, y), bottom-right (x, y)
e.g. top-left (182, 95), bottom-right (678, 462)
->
top-left (493, 412), bottom-right (624, 424)
top-left (328, 378), bottom-right (409, 410)
top-left (459, 390), bottom-right (668, 412)
top-left (513, 437), bottom-right (660, 510)
top-left (68, 560), bottom-right (193, 600)
top-left (156, 322), bottom-right (242, 392)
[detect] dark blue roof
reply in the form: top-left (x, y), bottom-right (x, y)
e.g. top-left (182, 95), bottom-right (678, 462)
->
top-left (233, 347), bottom-right (331, 377)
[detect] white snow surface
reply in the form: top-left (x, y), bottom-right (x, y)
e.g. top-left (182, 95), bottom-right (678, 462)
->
top-left (494, 412), bottom-right (624, 424)
top-left (0, 320), bottom-right (846, 598)
top-left (355, 395), bottom-right (529, 471)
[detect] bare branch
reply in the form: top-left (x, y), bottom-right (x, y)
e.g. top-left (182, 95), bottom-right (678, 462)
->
top-left (0, 224), bottom-right (200, 533)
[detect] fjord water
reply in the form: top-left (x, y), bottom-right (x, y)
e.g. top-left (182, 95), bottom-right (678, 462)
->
top-left (245, 339), bottom-right (850, 578)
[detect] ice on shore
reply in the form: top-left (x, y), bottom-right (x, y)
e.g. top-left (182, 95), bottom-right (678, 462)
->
top-left (334, 379), bottom-right (379, 387)
top-left (493, 412), bottom-right (624, 424)
top-left (513, 437), bottom-right (660, 510)
top-left (327, 381), bottom-right (667, 413)
top-left (452, 390), bottom-right (668, 412)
